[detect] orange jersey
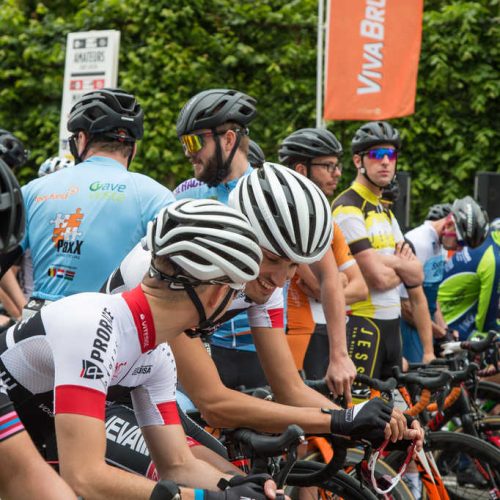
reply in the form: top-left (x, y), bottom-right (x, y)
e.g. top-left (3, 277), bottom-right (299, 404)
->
top-left (287, 222), bottom-right (354, 336)
top-left (286, 223), bottom-right (354, 369)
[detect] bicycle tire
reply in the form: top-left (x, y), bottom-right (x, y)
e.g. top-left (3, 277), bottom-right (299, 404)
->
top-left (475, 380), bottom-right (500, 411)
top-left (452, 415), bottom-right (500, 449)
top-left (296, 450), bottom-right (414, 500)
top-left (286, 461), bottom-right (379, 500)
top-left (385, 431), bottom-right (500, 500)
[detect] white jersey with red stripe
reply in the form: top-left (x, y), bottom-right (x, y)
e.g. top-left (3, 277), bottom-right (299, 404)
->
top-left (102, 242), bottom-right (285, 352)
top-left (0, 286), bottom-right (179, 427)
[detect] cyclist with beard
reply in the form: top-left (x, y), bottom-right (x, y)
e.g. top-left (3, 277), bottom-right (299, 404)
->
top-left (332, 121), bottom-right (423, 380)
top-left (277, 128), bottom-right (367, 380)
top-left (174, 89), bottom-right (256, 202)
top-left (102, 165), bottom-right (422, 474)
top-left (173, 90), bottom-right (356, 399)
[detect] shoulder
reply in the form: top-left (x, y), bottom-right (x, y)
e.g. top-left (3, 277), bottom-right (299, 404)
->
top-left (174, 177), bottom-right (206, 197)
top-left (332, 188), bottom-right (364, 214)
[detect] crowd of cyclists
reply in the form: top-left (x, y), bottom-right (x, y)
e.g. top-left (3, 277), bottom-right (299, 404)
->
top-left (0, 86), bottom-right (498, 500)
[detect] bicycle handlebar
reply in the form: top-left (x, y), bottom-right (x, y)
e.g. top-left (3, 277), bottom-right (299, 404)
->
top-left (232, 424), bottom-right (305, 457)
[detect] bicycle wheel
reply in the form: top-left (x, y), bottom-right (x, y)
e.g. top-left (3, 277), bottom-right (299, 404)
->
top-left (386, 431), bottom-right (500, 500)
top-left (298, 450), bottom-right (414, 500)
top-left (453, 415), bottom-right (500, 449)
top-left (286, 460), bottom-right (379, 500)
top-left (475, 380), bottom-right (500, 414)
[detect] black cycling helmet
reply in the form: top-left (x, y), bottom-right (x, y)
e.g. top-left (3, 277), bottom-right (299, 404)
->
top-left (0, 129), bottom-right (29, 170)
top-left (426, 203), bottom-right (452, 221)
top-left (67, 88), bottom-right (143, 166)
top-left (351, 121), bottom-right (401, 154)
top-left (278, 128), bottom-right (343, 166)
top-left (68, 88), bottom-right (144, 141)
top-left (248, 140), bottom-right (265, 168)
top-left (176, 89), bottom-right (257, 187)
top-left (176, 89), bottom-right (256, 136)
top-left (451, 196), bottom-right (489, 248)
top-left (351, 121), bottom-right (401, 189)
top-left (0, 158), bottom-right (25, 254)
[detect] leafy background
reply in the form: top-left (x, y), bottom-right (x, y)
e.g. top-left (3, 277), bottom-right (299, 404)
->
top-left (1, 0), bottom-right (498, 224)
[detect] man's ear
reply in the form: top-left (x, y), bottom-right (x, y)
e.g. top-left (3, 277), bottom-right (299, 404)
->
top-left (206, 284), bottom-right (230, 308)
top-left (295, 162), bottom-right (308, 176)
top-left (352, 154), bottom-right (362, 169)
top-left (77, 131), bottom-right (88, 155)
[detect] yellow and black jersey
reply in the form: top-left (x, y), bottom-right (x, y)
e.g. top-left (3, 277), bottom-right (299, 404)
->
top-left (332, 181), bottom-right (404, 319)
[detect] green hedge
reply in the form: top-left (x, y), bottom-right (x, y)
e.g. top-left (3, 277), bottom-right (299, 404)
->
top-left (1, 0), bottom-right (498, 222)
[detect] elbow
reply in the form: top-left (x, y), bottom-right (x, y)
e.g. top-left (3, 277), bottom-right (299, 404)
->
top-left (368, 273), bottom-right (391, 291)
top-left (60, 466), bottom-right (95, 498)
top-left (354, 281), bottom-right (368, 302)
top-left (197, 397), bottom-right (231, 428)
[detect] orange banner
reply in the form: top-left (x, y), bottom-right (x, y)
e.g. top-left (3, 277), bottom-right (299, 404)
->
top-left (324, 0), bottom-right (423, 121)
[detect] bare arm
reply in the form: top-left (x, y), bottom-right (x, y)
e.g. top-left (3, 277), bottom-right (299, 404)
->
top-left (354, 248), bottom-right (403, 291)
top-left (310, 251), bottom-right (356, 402)
top-left (0, 431), bottom-right (77, 500)
top-left (252, 326), bottom-right (339, 409)
top-left (142, 424), bottom-right (232, 489)
top-left (295, 264), bottom-right (321, 300)
top-left (401, 289), bottom-right (435, 363)
top-left (341, 263), bottom-right (368, 305)
top-left (56, 413), bottom-right (158, 499)
top-left (172, 333), bottom-right (334, 434)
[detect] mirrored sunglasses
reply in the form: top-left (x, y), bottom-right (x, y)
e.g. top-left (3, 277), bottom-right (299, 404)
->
top-left (365, 148), bottom-right (398, 161)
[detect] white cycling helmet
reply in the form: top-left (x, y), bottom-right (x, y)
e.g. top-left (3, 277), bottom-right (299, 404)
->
top-left (38, 156), bottom-right (74, 177)
top-left (229, 162), bottom-right (333, 264)
top-left (146, 198), bottom-right (262, 289)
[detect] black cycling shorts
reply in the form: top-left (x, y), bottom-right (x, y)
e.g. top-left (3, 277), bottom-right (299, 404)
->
top-left (211, 345), bottom-right (268, 390)
top-left (346, 316), bottom-right (402, 381)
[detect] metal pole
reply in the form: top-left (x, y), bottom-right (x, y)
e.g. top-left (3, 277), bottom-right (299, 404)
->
top-left (316, 0), bottom-right (326, 128)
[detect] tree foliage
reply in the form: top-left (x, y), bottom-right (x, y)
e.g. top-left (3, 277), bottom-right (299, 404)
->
top-left (0, 0), bottom-right (498, 222)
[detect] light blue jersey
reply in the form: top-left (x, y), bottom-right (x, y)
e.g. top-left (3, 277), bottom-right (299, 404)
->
top-left (174, 165), bottom-right (253, 204)
top-left (21, 156), bottom-right (174, 300)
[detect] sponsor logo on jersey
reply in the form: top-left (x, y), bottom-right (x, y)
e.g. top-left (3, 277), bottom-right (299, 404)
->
top-left (139, 313), bottom-right (151, 348)
top-left (132, 365), bottom-right (152, 375)
top-left (80, 359), bottom-right (104, 379)
top-left (89, 181), bottom-right (127, 193)
top-left (105, 415), bottom-right (150, 455)
top-left (0, 370), bottom-right (17, 391)
top-left (51, 208), bottom-right (84, 255)
top-left (114, 361), bottom-right (128, 378)
top-left (47, 266), bottom-right (76, 281)
top-left (89, 181), bottom-right (127, 202)
top-left (174, 178), bottom-right (203, 195)
top-left (89, 307), bottom-right (114, 365)
top-left (35, 186), bottom-right (79, 203)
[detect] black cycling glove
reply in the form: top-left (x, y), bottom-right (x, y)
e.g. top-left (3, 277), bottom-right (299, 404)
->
top-left (329, 397), bottom-right (393, 443)
top-left (206, 473), bottom-right (274, 500)
top-left (150, 475), bottom-right (273, 500)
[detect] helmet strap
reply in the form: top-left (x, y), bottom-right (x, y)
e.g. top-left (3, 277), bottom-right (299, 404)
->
top-left (69, 133), bottom-right (93, 165)
top-left (359, 155), bottom-right (397, 191)
top-left (207, 129), bottom-right (242, 188)
top-left (183, 284), bottom-right (235, 338)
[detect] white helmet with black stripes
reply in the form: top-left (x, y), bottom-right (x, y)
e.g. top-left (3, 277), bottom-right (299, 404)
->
top-left (228, 162), bottom-right (333, 264)
top-left (146, 198), bottom-right (262, 288)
